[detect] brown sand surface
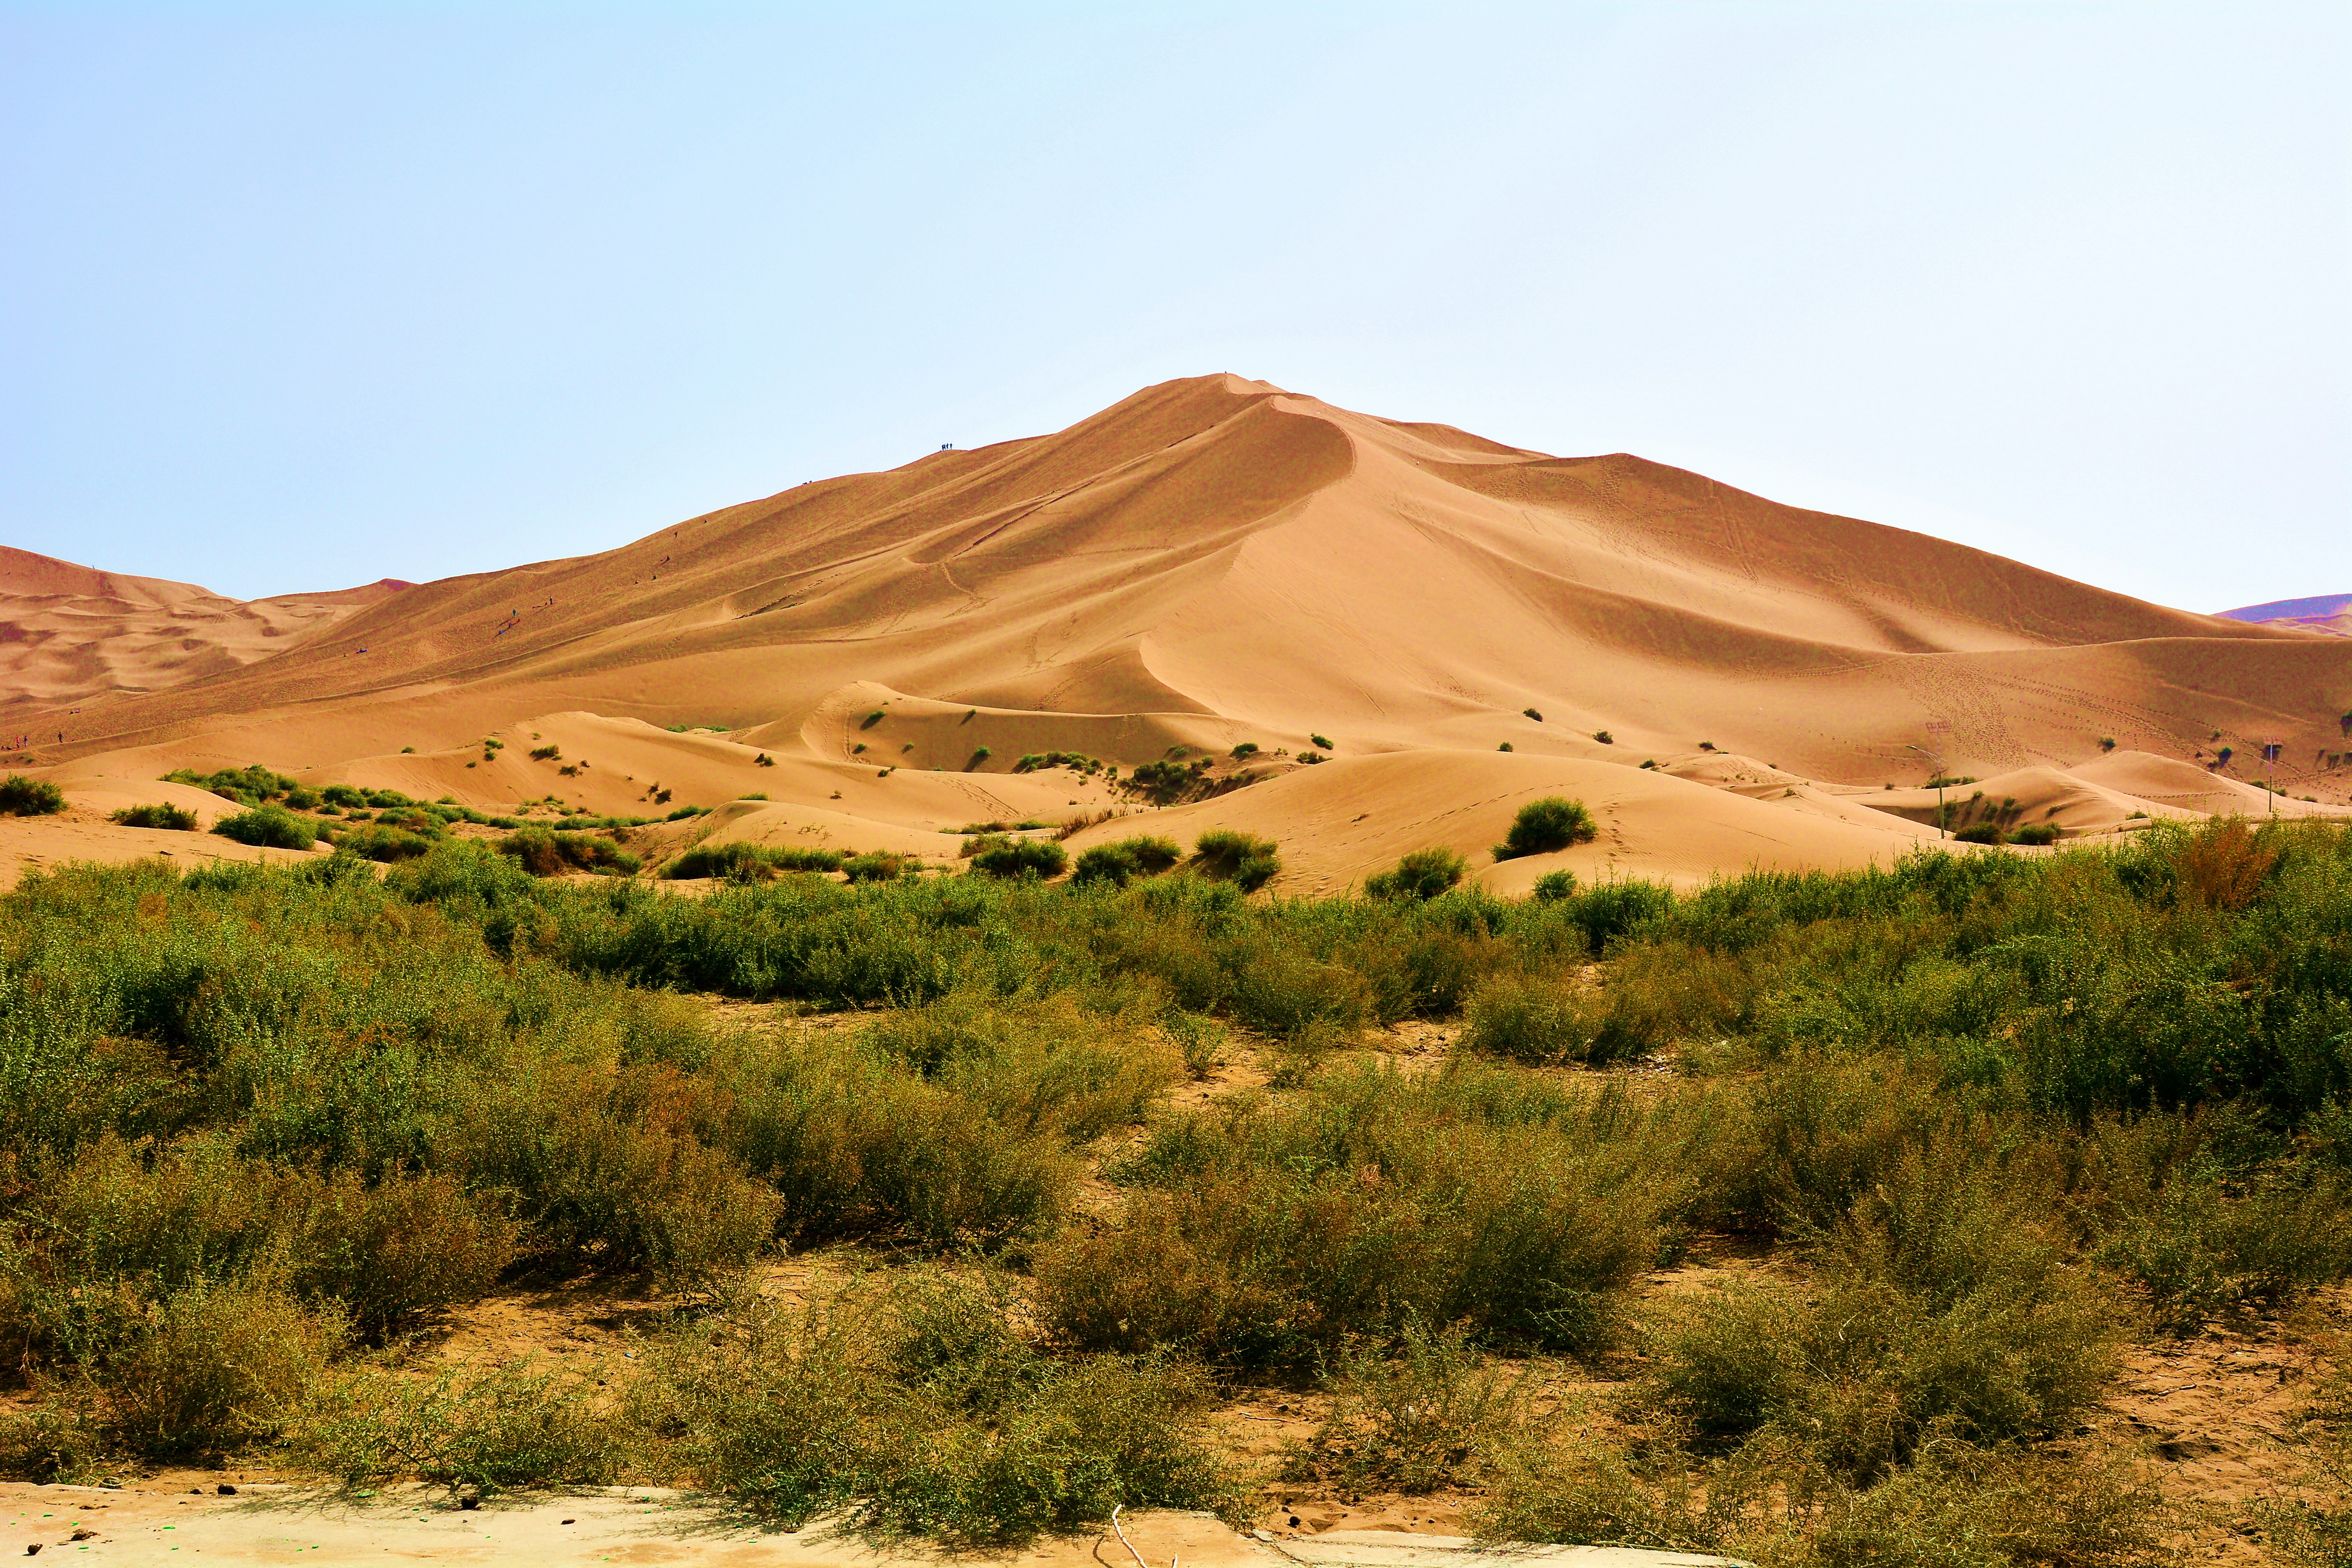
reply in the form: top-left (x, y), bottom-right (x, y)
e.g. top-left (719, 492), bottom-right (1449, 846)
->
top-left (9, 375), bottom-right (2347, 882)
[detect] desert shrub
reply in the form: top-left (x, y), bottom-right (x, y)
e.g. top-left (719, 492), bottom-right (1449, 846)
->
top-left (1493, 797), bottom-right (1597, 861)
top-left (667, 841), bottom-right (843, 881)
top-left (333, 823), bottom-right (433, 862)
top-left (96, 1281), bottom-right (345, 1455)
top-left (2011, 823), bottom-right (2060, 846)
top-left (1593, 730), bottom-right (1613, 745)
top-left (968, 838), bottom-right (1067, 880)
top-left (1282, 1317), bottom-right (1527, 1493)
top-left (861, 990), bottom-right (1176, 1145)
top-left (1461, 972), bottom-right (1594, 1065)
top-left (843, 852), bottom-right (903, 885)
top-left (109, 803), bottom-right (198, 830)
top-left (1365, 847), bottom-right (1469, 901)
top-left (1478, 1436), bottom-right (2161, 1567)
top-left (1311, 734), bottom-right (1334, 750)
top-left (1652, 1144), bottom-right (2118, 1480)
top-left (1531, 870), bottom-right (1578, 902)
top-left (0, 777), bottom-right (66, 817)
top-left (1040, 1061), bottom-right (1682, 1365)
top-left (1953, 823), bottom-right (2005, 845)
top-left (1071, 835), bottom-right (1182, 888)
top-left (498, 827), bottom-right (637, 877)
top-left (1192, 828), bottom-right (1280, 891)
top-left (212, 805), bottom-right (317, 850)
top-left (528, 744), bottom-right (561, 761)
top-left (697, 1022), bottom-right (1095, 1249)
top-left (630, 1275), bottom-right (1237, 1540)
top-left (295, 1358), bottom-right (617, 1495)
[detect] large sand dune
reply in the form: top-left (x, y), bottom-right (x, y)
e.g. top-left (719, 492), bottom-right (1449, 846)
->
top-left (8, 375), bottom-right (2347, 885)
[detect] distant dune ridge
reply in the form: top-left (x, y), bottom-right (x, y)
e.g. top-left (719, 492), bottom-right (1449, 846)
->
top-left (0, 543), bottom-right (412, 716)
top-left (5, 374), bottom-right (2347, 887)
top-left (2216, 592), bottom-right (2352, 638)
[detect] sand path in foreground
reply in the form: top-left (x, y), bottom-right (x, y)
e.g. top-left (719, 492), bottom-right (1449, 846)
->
top-left (0, 1489), bottom-right (1732, 1567)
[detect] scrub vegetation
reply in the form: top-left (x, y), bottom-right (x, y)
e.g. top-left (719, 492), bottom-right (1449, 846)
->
top-left (0, 816), bottom-right (2344, 1563)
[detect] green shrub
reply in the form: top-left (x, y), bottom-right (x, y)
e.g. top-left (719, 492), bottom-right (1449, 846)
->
top-left (1532, 870), bottom-right (1577, 902)
top-left (1311, 734), bottom-right (1334, 750)
top-left (98, 1281), bottom-right (345, 1456)
top-left (1365, 848), bottom-right (1468, 901)
top-left (1192, 829), bottom-right (1279, 892)
top-left (498, 827), bottom-right (639, 877)
top-left (295, 1359), bottom-right (617, 1496)
top-left (630, 1276), bottom-right (1237, 1540)
top-left (2010, 823), bottom-right (2060, 846)
top-left (333, 824), bottom-right (433, 862)
top-left (1651, 1145), bottom-right (2119, 1480)
top-left (212, 805), bottom-right (318, 851)
top-left (0, 776), bottom-right (66, 817)
top-left (1522, 709), bottom-right (1543, 723)
top-left (843, 852), bottom-right (903, 884)
top-left (1282, 1317), bottom-right (1527, 1493)
top-left (1953, 823), bottom-right (2005, 845)
top-left (1592, 731), bottom-right (1613, 745)
top-left (1493, 797), bottom-right (1596, 861)
top-left (1040, 1061), bottom-right (1679, 1365)
top-left (1073, 836), bottom-right (1183, 888)
top-left (968, 839), bottom-right (1067, 880)
top-left (529, 744), bottom-right (561, 761)
top-left (109, 803), bottom-right (198, 830)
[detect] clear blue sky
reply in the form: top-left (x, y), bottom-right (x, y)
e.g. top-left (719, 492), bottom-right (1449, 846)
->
top-left (4, 1), bottom-right (2346, 611)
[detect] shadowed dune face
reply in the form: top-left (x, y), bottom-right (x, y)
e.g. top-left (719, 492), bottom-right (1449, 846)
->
top-left (10, 373), bottom-right (2350, 882)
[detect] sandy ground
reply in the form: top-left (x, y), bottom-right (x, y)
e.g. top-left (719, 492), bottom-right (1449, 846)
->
top-left (0, 1490), bottom-right (1735, 1566)
top-left (2, 374), bottom-right (2340, 887)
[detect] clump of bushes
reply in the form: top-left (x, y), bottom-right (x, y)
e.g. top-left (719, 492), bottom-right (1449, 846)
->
top-left (2011, 823), bottom-right (2060, 846)
top-left (1492, 797), bottom-right (1596, 861)
top-left (843, 852), bottom-right (903, 884)
top-left (111, 802), bottom-right (197, 830)
top-left (163, 764), bottom-right (298, 807)
top-left (212, 805), bottom-right (318, 851)
top-left (1040, 1061), bottom-right (1680, 1365)
top-left (0, 776), bottom-right (67, 816)
top-left (332, 824), bottom-right (436, 862)
top-left (968, 838), bottom-right (1068, 880)
top-left (625, 1272), bottom-right (1238, 1539)
top-left (1311, 734), bottom-right (1334, 750)
top-left (1072, 835), bottom-right (1182, 888)
top-left (1191, 828), bottom-right (1280, 892)
top-left (667, 841), bottom-right (844, 881)
top-left (1366, 847), bottom-right (1468, 901)
top-left (499, 827), bottom-right (639, 877)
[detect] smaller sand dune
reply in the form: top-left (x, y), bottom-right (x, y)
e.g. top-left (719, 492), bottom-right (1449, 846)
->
top-left (0, 775), bottom-right (325, 888)
top-left (1065, 750), bottom-right (1946, 897)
